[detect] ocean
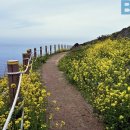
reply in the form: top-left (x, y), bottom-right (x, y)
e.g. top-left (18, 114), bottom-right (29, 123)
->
top-left (0, 43), bottom-right (57, 77)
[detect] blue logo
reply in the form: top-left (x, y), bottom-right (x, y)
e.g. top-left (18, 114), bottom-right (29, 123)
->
top-left (121, 0), bottom-right (130, 14)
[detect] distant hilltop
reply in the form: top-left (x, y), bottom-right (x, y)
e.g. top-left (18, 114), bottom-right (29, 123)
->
top-left (83, 26), bottom-right (130, 45)
top-left (112, 26), bottom-right (130, 39)
top-left (74, 26), bottom-right (130, 47)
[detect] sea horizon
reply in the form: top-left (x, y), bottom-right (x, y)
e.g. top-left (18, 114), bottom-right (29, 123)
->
top-left (0, 42), bottom-right (71, 77)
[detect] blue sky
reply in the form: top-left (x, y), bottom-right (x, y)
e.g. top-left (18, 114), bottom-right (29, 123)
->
top-left (0, 0), bottom-right (130, 44)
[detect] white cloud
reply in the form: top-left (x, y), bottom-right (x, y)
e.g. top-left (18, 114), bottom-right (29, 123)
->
top-left (0, 0), bottom-right (130, 43)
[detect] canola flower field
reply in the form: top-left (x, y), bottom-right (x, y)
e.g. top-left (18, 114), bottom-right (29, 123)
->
top-left (0, 52), bottom-right (67, 130)
top-left (0, 71), bottom-right (49, 130)
top-left (59, 39), bottom-right (130, 130)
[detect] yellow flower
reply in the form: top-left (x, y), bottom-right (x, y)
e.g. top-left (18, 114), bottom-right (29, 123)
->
top-left (41, 89), bottom-right (46, 94)
top-left (61, 120), bottom-right (65, 126)
top-left (49, 113), bottom-right (53, 120)
top-left (55, 122), bottom-right (59, 128)
top-left (47, 92), bottom-right (51, 96)
top-left (15, 120), bottom-right (20, 124)
top-left (55, 107), bottom-right (60, 111)
top-left (11, 83), bottom-right (16, 88)
top-left (119, 115), bottom-right (124, 120)
top-left (42, 108), bottom-right (46, 112)
top-left (39, 97), bottom-right (43, 102)
top-left (41, 124), bottom-right (47, 128)
top-left (128, 87), bottom-right (130, 91)
top-left (111, 103), bottom-right (116, 107)
top-left (52, 100), bottom-right (57, 104)
top-left (24, 120), bottom-right (30, 129)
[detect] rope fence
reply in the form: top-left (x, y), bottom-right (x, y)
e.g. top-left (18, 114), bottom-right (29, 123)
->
top-left (2, 44), bottom-right (72, 130)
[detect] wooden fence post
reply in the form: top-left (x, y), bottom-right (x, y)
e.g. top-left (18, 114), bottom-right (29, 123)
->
top-left (50, 45), bottom-right (52, 55)
top-left (27, 49), bottom-right (31, 57)
top-left (45, 46), bottom-right (48, 55)
top-left (40, 46), bottom-right (42, 56)
top-left (61, 44), bottom-right (63, 50)
top-left (54, 45), bottom-right (56, 53)
top-left (7, 60), bottom-right (19, 106)
top-left (64, 45), bottom-right (66, 50)
top-left (34, 48), bottom-right (37, 58)
top-left (58, 44), bottom-right (60, 51)
top-left (22, 53), bottom-right (29, 74)
top-left (27, 49), bottom-right (32, 72)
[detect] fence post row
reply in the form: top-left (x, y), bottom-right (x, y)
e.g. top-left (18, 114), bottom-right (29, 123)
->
top-left (7, 44), bottom-right (71, 106)
top-left (7, 60), bottom-right (20, 106)
top-left (5, 44), bottom-right (72, 129)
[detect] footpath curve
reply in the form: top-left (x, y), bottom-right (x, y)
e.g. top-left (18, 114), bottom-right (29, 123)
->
top-left (41, 52), bottom-right (104, 130)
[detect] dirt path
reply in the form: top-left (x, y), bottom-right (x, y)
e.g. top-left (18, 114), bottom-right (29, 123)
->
top-left (41, 52), bottom-right (104, 130)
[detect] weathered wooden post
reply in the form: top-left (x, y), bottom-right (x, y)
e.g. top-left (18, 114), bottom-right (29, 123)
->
top-left (40, 46), bottom-right (42, 56)
top-left (7, 60), bottom-right (20, 106)
top-left (61, 44), bottom-right (63, 50)
top-left (64, 45), bottom-right (66, 50)
top-left (22, 53), bottom-right (29, 74)
top-left (45, 46), bottom-right (48, 55)
top-left (27, 49), bottom-right (32, 58)
top-left (50, 45), bottom-right (52, 55)
top-left (34, 48), bottom-right (37, 58)
top-left (27, 49), bottom-right (32, 72)
top-left (54, 45), bottom-right (56, 53)
top-left (58, 44), bottom-right (60, 51)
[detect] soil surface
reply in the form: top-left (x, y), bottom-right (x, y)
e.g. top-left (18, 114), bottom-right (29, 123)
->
top-left (41, 52), bottom-right (104, 130)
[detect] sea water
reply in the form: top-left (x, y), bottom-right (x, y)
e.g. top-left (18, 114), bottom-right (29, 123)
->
top-left (0, 43), bottom-right (56, 77)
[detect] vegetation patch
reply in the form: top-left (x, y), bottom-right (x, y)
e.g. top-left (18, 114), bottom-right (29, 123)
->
top-left (32, 55), bottom-right (49, 70)
top-left (59, 39), bottom-right (130, 130)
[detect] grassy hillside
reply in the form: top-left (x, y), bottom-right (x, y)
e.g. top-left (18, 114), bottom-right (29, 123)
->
top-left (81, 26), bottom-right (130, 46)
top-left (59, 38), bottom-right (130, 130)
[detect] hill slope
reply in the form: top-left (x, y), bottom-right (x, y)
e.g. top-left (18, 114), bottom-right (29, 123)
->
top-left (59, 38), bottom-right (130, 130)
top-left (81, 26), bottom-right (130, 46)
